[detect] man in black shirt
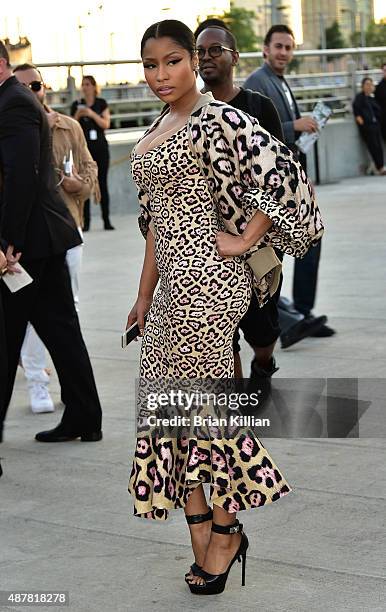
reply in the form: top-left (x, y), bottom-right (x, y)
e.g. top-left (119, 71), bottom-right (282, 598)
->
top-left (375, 62), bottom-right (386, 142)
top-left (195, 21), bottom-right (326, 379)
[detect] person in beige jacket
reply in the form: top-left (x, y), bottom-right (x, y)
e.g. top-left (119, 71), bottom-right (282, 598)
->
top-left (14, 63), bottom-right (99, 414)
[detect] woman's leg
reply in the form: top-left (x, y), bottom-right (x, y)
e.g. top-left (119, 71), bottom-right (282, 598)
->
top-left (365, 125), bottom-right (384, 170)
top-left (187, 505), bottom-right (241, 585)
top-left (184, 484), bottom-right (212, 575)
top-left (0, 294), bottom-right (8, 440)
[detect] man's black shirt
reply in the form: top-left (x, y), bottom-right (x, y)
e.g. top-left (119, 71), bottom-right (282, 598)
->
top-left (229, 87), bottom-right (284, 141)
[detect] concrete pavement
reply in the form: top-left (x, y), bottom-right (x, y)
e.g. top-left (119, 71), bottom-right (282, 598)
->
top-left (1, 175), bottom-right (386, 611)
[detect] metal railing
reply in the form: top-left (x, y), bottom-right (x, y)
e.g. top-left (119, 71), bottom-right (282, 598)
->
top-left (38, 46), bottom-right (386, 129)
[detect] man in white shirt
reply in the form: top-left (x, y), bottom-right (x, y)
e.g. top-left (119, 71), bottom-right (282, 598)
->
top-left (14, 63), bottom-right (99, 414)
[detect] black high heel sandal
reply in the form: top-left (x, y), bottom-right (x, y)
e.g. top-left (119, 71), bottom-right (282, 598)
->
top-left (184, 507), bottom-right (213, 581)
top-left (187, 519), bottom-right (249, 595)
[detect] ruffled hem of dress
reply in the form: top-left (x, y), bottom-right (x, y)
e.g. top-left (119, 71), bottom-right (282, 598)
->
top-left (129, 472), bottom-right (293, 521)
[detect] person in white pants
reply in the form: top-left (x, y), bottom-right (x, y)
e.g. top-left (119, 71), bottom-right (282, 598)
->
top-left (14, 63), bottom-right (99, 414)
top-left (21, 236), bottom-right (83, 412)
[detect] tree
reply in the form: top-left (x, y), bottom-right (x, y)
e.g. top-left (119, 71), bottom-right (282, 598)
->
top-left (351, 19), bottom-right (386, 67)
top-left (201, 3), bottom-right (260, 52)
top-left (199, 3), bottom-right (261, 76)
top-left (324, 20), bottom-right (347, 61)
top-left (221, 4), bottom-right (260, 52)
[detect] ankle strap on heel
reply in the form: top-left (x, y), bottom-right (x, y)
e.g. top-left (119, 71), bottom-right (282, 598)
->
top-left (211, 520), bottom-right (243, 535)
top-left (185, 507), bottom-right (213, 525)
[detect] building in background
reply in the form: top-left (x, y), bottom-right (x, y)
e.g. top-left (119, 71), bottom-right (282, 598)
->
top-left (232, 0), bottom-right (272, 42)
top-left (301, 0), bottom-right (374, 49)
top-left (233, 0), bottom-right (303, 44)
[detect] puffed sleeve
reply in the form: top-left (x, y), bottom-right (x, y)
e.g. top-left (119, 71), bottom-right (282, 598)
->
top-left (213, 107), bottom-right (324, 257)
top-left (137, 188), bottom-right (155, 239)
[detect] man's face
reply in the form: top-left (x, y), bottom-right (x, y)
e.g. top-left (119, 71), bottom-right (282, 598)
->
top-left (0, 56), bottom-right (9, 81)
top-left (14, 68), bottom-right (45, 103)
top-left (382, 65), bottom-right (386, 79)
top-left (197, 28), bottom-right (238, 86)
top-left (264, 32), bottom-right (295, 75)
top-left (363, 78), bottom-right (374, 95)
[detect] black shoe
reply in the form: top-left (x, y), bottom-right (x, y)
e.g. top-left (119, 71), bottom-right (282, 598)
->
top-left (310, 323), bottom-right (336, 337)
top-left (187, 520), bottom-right (249, 595)
top-left (104, 222), bottom-right (115, 230)
top-left (280, 315), bottom-right (327, 349)
top-left (246, 357), bottom-right (279, 410)
top-left (250, 356), bottom-right (279, 379)
top-left (35, 424), bottom-right (102, 443)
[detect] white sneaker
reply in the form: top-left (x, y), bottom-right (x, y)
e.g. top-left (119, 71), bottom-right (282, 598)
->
top-left (29, 383), bottom-right (55, 413)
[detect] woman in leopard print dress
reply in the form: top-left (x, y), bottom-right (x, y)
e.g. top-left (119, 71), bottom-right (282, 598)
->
top-left (127, 20), bottom-right (323, 594)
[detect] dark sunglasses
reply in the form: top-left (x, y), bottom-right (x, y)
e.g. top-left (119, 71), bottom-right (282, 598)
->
top-left (28, 81), bottom-right (44, 92)
top-left (197, 45), bottom-right (234, 60)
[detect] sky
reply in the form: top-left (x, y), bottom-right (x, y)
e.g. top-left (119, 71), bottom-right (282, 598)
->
top-left (0, 0), bottom-right (230, 86)
top-left (374, 0), bottom-right (386, 21)
top-left (1, 0), bottom-right (385, 88)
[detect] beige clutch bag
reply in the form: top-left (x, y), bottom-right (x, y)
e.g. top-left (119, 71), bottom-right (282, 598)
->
top-left (246, 247), bottom-right (282, 297)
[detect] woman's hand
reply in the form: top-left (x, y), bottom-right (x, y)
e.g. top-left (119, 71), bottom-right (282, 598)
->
top-left (61, 167), bottom-right (84, 194)
top-left (216, 212), bottom-right (272, 257)
top-left (216, 232), bottom-right (250, 257)
top-left (4, 245), bottom-right (22, 275)
top-left (355, 115), bottom-right (364, 126)
top-left (74, 108), bottom-right (92, 121)
top-left (126, 295), bottom-right (153, 337)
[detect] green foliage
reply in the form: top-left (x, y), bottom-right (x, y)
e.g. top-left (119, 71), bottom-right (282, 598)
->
top-left (199, 3), bottom-right (261, 75)
top-left (222, 4), bottom-right (259, 52)
top-left (325, 20), bottom-right (346, 50)
top-left (201, 3), bottom-right (260, 52)
top-left (366, 19), bottom-right (386, 47)
top-left (350, 20), bottom-right (386, 67)
top-left (324, 20), bottom-right (347, 62)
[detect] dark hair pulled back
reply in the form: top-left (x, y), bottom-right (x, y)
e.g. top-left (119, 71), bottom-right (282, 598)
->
top-left (141, 20), bottom-right (195, 57)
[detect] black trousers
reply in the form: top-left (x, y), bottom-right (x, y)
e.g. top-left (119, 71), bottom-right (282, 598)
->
top-left (290, 149), bottom-right (322, 317)
top-left (293, 241), bottom-right (322, 316)
top-left (0, 254), bottom-right (102, 433)
top-left (84, 145), bottom-right (110, 228)
top-left (359, 124), bottom-right (384, 170)
top-left (381, 117), bottom-right (386, 142)
top-left (0, 294), bottom-right (7, 439)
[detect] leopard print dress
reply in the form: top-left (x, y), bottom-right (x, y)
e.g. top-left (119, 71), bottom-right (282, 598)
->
top-left (128, 125), bottom-right (292, 520)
